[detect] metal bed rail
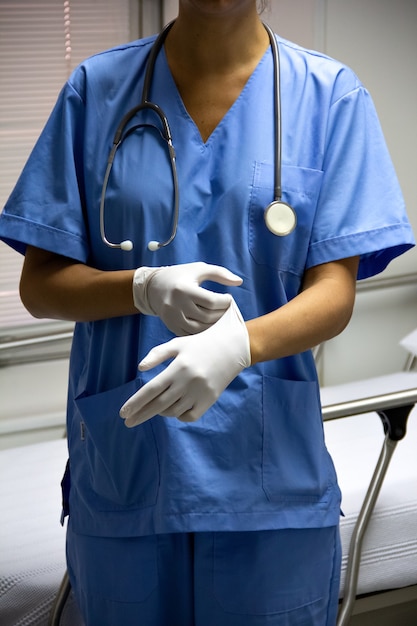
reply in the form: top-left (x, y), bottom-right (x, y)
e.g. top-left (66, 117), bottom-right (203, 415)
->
top-left (322, 380), bottom-right (417, 626)
top-left (355, 271), bottom-right (417, 293)
top-left (0, 322), bottom-right (74, 366)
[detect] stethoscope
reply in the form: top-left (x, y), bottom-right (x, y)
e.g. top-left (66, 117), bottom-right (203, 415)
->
top-left (100, 21), bottom-right (296, 253)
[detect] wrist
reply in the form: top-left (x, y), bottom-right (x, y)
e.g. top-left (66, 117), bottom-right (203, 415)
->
top-left (245, 318), bottom-right (264, 366)
top-left (132, 266), bottom-right (160, 314)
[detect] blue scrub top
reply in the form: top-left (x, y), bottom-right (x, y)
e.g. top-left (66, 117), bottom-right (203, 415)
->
top-left (0, 33), bottom-right (414, 537)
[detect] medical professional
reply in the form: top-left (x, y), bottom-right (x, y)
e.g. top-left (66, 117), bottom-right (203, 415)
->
top-left (0, 0), bottom-right (414, 624)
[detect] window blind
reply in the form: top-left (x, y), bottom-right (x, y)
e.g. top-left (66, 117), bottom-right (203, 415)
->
top-left (0, 0), bottom-right (135, 331)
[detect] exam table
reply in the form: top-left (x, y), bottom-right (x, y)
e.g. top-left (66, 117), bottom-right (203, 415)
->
top-left (1, 344), bottom-right (417, 625)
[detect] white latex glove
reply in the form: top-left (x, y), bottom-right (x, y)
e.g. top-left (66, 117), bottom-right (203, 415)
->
top-left (120, 298), bottom-right (251, 426)
top-left (133, 262), bottom-right (243, 336)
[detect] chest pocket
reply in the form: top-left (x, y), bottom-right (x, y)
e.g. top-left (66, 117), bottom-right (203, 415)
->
top-left (248, 163), bottom-right (323, 273)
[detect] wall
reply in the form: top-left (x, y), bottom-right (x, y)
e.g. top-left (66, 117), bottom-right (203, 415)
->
top-left (1, 0), bottom-right (416, 449)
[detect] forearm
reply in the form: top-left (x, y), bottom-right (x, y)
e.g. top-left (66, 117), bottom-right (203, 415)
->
top-left (20, 246), bottom-right (136, 322)
top-left (247, 257), bottom-right (359, 364)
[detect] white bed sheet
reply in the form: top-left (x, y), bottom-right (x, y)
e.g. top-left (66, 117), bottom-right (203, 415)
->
top-left (322, 372), bottom-right (417, 597)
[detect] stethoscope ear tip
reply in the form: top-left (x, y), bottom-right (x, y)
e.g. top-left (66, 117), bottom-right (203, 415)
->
top-left (147, 240), bottom-right (160, 252)
top-left (120, 240), bottom-right (134, 251)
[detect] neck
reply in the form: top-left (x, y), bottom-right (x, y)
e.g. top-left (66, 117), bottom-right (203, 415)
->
top-left (165, 8), bottom-right (268, 75)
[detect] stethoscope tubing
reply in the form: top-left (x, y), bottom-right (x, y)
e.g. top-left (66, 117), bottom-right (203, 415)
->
top-left (100, 21), bottom-right (293, 251)
top-left (265, 23), bottom-right (283, 204)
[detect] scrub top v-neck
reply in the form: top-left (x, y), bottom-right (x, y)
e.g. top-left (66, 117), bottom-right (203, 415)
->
top-left (159, 43), bottom-right (271, 147)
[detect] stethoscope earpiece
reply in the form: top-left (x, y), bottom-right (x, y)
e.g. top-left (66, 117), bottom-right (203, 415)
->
top-left (120, 240), bottom-right (134, 251)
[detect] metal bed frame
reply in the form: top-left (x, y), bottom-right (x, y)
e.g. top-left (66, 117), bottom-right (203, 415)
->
top-left (322, 382), bottom-right (417, 624)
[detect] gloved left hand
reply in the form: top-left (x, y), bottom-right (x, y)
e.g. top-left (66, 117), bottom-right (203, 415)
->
top-left (119, 298), bottom-right (251, 426)
top-left (133, 262), bottom-right (242, 336)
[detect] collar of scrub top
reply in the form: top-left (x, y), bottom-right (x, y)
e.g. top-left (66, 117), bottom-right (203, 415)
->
top-left (99, 20), bottom-right (296, 253)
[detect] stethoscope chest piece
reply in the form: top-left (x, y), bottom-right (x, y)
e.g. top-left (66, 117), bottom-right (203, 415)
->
top-left (264, 200), bottom-right (297, 237)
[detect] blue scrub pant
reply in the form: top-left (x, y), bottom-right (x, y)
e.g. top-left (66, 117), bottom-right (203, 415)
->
top-left (67, 523), bottom-right (341, 625)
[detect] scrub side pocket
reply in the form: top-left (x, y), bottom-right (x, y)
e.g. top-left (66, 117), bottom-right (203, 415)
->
top-left (74, 379), bottom-right (160, 510)
top-left (262, 375), bottom-right (334, 502)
